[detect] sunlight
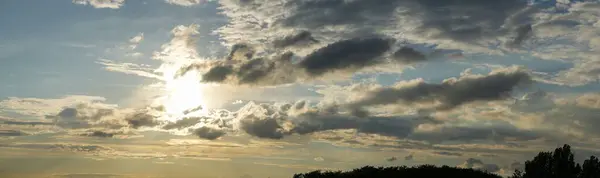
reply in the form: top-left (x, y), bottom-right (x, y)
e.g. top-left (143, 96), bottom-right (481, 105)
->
top-left (158, 64), bottom-right (209, 121)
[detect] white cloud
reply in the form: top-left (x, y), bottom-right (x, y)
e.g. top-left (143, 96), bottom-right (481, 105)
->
top-left (128, 33), bottom-right (144, 50)
top-left (165, 0), bottom-right (206, 6)
top-left (0, 95), bottom-right (110, 117)
top-left (72, 0), bottom-right (125, 9)
top-left (96, 59), bottom-right (161, 80)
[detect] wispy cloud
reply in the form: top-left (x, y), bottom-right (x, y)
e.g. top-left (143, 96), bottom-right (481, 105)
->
top-left (72, 0), bottom-right (125, 9)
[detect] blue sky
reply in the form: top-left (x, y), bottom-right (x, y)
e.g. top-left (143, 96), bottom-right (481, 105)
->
top-left (1, 0), bottom-right (600, 177)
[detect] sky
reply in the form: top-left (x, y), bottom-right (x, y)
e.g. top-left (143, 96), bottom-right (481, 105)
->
top-left (1, 0), bottom-right (600, 177)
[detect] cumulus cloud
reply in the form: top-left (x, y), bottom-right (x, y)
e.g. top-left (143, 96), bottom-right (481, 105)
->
top-left (72, 0), bottom-right (125, 9)
top-left (45, 103), bottom-right (161, 130)
top-left (192, 126), bottom-right (226, 140)
top-left (459, 158), bottom-right (501, 173)
top-left (298, 37), bottom-right (393, 76)
top-left (349, 66), bottom-right (531, 110)
top-left (215, 0), bottom-right (542, 54)
top-left (177, 37), bottom-right (424, 86)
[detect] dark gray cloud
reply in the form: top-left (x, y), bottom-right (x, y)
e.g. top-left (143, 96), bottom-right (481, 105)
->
top-left (460, 158), bottom-right (501, 173)
top-left (192, 127), bottom-right (226, 140)
top-left (240, 115), bottom-right (287, 139)
top-left (433, 151), bottom-right (463, 157)
top-left (392, 47), bottom-right (427, 64)
top-left (227, 43), bottom-right (255, 61)
top-left (350, 67), bottom-right (531, 110)
top-left (82, 130), bottom-right (115, 138)
top-left (410, 124), bottom-right (541, 144)
top-left (202, 65), bottom-right (233, 82)
top-left (0, 130), bottom-right (28, 136)
top-left (162, 117), bottom-right (202, 130)
top-left (506, 24), bottom-right (533, 48)
top-left (386, 157), bottom-right (398, 162)
top-left (298, 37), bottom-right (393, 76)
top-left (273, 31), bottom-right (319, 48)
top-left (0, 117), bottom-right (53, 126)
top-left (231, 0), bottom-right (536, 46)
top-left (125, 112), bottom-right (160, 129)
top-left (404, 154), bottom-right (414, 161)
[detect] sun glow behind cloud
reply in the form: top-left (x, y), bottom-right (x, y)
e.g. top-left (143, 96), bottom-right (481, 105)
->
top-left (161, 69), bottom-right (209, 121)
top-left (150, 24), bottom-right (212, 122)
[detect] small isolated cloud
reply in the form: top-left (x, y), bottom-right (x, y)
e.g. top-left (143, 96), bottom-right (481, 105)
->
top-left (459, 158), bottom-right (501, 173)
top-left (404, 154), bottom-right (414, 161)
top-left (72, 0), bottom-right (125, 9)
top-left (96, 59), bottom-right (161, 80)
top-left (165, 0), bottom-right (206, 6)
top-left (128, 33), bottom-right (144, 50)
top-left (386, 157), bottom-right (398, 162)
top-left (314, 157), bottom-right (325, 162)
top-left (432, 151), bottom-right (463, 157)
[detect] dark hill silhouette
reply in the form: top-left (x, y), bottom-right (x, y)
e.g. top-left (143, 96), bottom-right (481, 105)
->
top-left (294, 144), bottom-right (600, 178)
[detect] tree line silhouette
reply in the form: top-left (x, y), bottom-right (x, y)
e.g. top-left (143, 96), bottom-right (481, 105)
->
top-left (293, 144), bottom-right (600, 178)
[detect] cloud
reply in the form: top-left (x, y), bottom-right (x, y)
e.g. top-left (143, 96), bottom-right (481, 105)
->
top-left (192, 126), bottom-right (226, 140)
top-left (52, 173), bottom-right (130, 178)
top-left (128, 33), bottom-right (144, 50)
top-left (0, 143), bottom-right (113, 153)
top-left (216, 0), bottom-right (541, 55)
top-left (177, 37), bottom-right (418, 86)
top-left (0, 117), bottom-right (53, 126)
top-left (432, 151), bottom-right (463, 157)
top-left (162, 117), bottom-right (203, 130)
top-left (392, 47), bottom-right (427, 64)
top-left (314, 157), bottom-right (325, 162)
top-left (227, 43), bottom-right (255, 61)
top-left (386, 157), bottom-right (397, 162)
top-left (298, 37), bottom-right (393, 76)
top-left (96, 59), bottom-right (161, 80)
top-left (273, 31), bottom-right (319, 49)
top-left (349, 66), bottom-right (531, 110)
top-left (404, 154), bottom-right (414, 161)
top-left (45, 103), bottom-right (161, 130)
top-left (0, 129), bottom-right (29, 136)
top-left (0, 95), bottom-right (110, 117)
top-left (459, 158), bottom-right (501, 173)
top-left (165, 0), bottom-right (206, 6)
top-left (82, 130), bottom-right (115, 138)
top-left (72, 0), bottom-right (125, 9)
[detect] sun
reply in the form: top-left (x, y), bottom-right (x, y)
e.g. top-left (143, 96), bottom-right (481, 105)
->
top-left (159, 66), bottom-right (209, 121)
